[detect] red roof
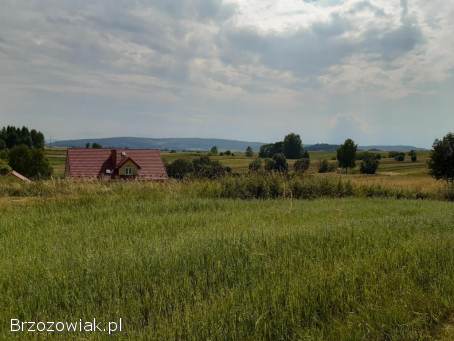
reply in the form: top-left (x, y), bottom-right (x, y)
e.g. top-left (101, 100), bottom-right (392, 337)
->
top-left (66, 148), bottom-right (167, 180)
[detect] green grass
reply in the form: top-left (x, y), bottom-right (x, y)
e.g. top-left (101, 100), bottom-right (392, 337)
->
top-left (1, 183), bottom-right (454, 340)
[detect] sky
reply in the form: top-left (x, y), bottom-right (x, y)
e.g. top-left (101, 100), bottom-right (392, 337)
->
top-left (0, 0), bottom-right (453, 147)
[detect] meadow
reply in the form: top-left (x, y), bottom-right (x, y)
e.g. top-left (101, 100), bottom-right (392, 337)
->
top-left (2, 150), bottom-right (453, 340)
top-left (0, 181), bottom-right (454, 340)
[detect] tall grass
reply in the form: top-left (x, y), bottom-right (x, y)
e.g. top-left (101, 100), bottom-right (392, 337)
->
top-left (0, 174), bottom-right (447, 201)
top-left (1, 188), bottom-right (454, 339)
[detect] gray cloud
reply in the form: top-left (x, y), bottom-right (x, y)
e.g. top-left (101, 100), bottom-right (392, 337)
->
top-left (0, 0), bottom-right (453, 146)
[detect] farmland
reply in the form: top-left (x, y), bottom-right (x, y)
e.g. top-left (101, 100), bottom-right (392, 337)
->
top-left (1, 181), bottom-right (454, 340)
top-left (45, 148), bottom-right (441, 194)
top-left (1, 149), bottom-right (453, 340)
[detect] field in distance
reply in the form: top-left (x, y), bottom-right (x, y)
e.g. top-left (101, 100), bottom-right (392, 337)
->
top-left (45, 148), bottom-right (440, 194)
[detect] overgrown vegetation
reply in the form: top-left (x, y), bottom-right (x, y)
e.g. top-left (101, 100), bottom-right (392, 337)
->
top-left (1, 183), bottom-right (454, 340)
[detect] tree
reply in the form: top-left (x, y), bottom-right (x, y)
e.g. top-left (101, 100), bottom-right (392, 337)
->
top-left (245, 146), bottom-right (254, 157)
top-left (259, 142), bottom-right (284, 158)
top-left (408, 150), bottom-right (417, 162)
top-left (92, 143), bottom-right (102, 149)
top-left (8, 145), bottom-right (52, 179)
top-left (283, 133), bottom-right (304, 159)
top-left (249, 158), bottom-right (262, 172)
top-left (294, 158), bottom-right (310, 174)
top-left (166, 159), bottom-right (194, 179)
top-left (360, 156), bottom-right (379, 174)
top-left (85, 142), bottom-right (91, 148)
top-left (192, 156), bottom-right (229, 178)
top-left (337, 139), bottom-right (357, 173)
top-left (428, 133), bottom-right (454, 184)
top-left (30, 129), bottom-right (45, 149)
top-left (209, 146), bottom-right (218, 155)
top-left (0, 138), bottom-right (5, 150)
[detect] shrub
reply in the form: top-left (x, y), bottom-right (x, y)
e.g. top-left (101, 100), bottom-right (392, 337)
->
top-left (264, 158), bottom-right (275, 171)
top-left (394, 153), bottom-right (405, 162)
top-left (272, 153), bottom-right (288, 173)
top-left (294, 158), bottom-right (310, 174)
top-left (192, 156), bottom-right (229, 179)
top-left (318, 160), bottom-right (336, 173)
top-left (248, 158), bottom-right (262, 172)
top-left (166, 159), bottom-right (194, 179)
top-left (0, 159), bottom-right (11, 175)
top-left (360, 156), bottom-right (379, 174)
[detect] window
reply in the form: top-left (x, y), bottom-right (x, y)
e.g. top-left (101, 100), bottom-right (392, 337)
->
top-left (125, 167), bottom-right (133, 176)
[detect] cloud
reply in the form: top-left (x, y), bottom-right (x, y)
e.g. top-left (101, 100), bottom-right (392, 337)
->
top-left (0, 0), bottom-right (453, 146)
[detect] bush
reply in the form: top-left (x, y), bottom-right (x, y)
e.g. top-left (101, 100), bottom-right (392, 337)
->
top-left (294, 158), bottom-right (310, 174)
top-left (272, 153), bottom-right (288, 173)
top-left (192, 156), bottom-right (229, 179)
top-left (249, 158), bottom-right (262, 172)
top-left (0, 159), bottom-right (11, 175)
top-left (166, 159), bottom-right (194, 179)
top-left (360, 156), bottom-right (379, 174)
top-left (318, 159), bottom-right (336, 173)
top-left (264, 158), bottom-right (275, 171)
top-left (394, 153), bottom-right (405, 162)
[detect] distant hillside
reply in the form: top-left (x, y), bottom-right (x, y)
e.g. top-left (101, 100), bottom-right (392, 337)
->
top-left (307, 143), bottom-right (426, 152)
top-left (49, 137), bottom-right (264, 152)
top-left (49, 137), bottom-right (425, 153)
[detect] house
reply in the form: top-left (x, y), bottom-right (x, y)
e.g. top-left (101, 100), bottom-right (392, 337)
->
top-left (65, 148), bottom-right (168, 180)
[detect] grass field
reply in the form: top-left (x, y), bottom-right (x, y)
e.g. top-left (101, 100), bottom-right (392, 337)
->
top-left (1, 182), bottom-right (454, 340)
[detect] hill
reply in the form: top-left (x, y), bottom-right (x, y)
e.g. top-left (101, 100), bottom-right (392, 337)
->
top-left (49, 137), bottom-right (264, 152)
top-left (49, 137), bottom-right (425, 153)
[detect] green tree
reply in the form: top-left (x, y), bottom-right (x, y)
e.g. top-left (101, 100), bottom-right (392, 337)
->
top-left (30, 129), bottom-right (45, 149)
top-left (408, 150), bottom-right (417, 162)
top-left (8, 145), bottom-right (52, 179)
top-left (245, 146), bottom-right (254, 157)
top-left (259, 142), bottom-right (284, 158)
top-left (166, 159), bottom-right (194, 179)
top-left (209, 146), bottom-right (218, 155)
top-left (337, 139), bottom-right (357, 174)
top-left (85, 142), bottom-right (91, 148)
top-left (0, 138), bottom-right (5, 150)
top-left (92, 143), bottom-right (102, 149)
top-left (428, 133), bottom-right (454, 184)
top-left (249, 158), bottom-right (262, 172)
top-left (294, 158), bottom-right (310, 174)
top-left (283, 133), bottom-right (303, 159)
top-left (192, 156), bottom-right (229, 178)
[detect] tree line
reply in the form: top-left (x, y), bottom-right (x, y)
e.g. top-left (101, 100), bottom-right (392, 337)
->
top-left (0, 125), bottom-right (52, 179)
